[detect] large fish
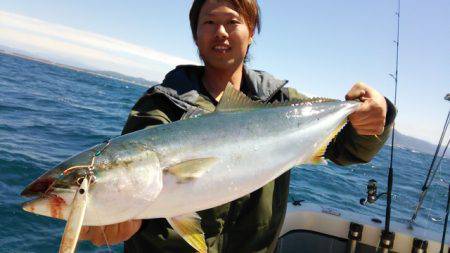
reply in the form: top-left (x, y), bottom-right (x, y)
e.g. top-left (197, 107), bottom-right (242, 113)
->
top-left (21, 84), bottom-right (360, 252)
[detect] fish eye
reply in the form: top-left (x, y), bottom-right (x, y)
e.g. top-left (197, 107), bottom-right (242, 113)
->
top-left (76, 177), bottom-right (84, 186)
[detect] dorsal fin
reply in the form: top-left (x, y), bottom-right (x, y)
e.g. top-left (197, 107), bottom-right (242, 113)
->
top-left (215, 83), bottom-right (339, 112)
top-left (215, 83), bottom-right (265, 112)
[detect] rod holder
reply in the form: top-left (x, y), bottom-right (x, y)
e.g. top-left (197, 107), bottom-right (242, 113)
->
top-left (412, 238), bottom-right (428, 253)
top-left (379, 230), bottom-right (395, 252)
top-left (348, 222), bottom-right (363, 241)
top-left (347, 223), bottom-right (363, 253)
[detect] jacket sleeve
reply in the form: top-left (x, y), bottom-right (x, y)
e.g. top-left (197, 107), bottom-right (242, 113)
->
top-left (121, 89), bottom-right (184, 135)
top-left (284, 87), bottom-right (397, 166)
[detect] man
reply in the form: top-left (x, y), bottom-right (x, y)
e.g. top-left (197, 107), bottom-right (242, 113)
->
top-left (81, 1), bottom-right (395, 252)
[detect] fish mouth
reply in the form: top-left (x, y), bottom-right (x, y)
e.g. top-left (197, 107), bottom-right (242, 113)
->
top-left (21, 163), bottom-right (85, 197)
top-left (21, 176), bottom-right (57, 197)
top-left (22, 192), bottom-right (72, 220)
top-left (22, 178), bottom-right (77, 220)
top-left (21, 170), bottom-right (80, 198)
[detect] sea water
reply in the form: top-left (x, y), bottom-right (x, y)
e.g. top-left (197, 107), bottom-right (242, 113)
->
top-left (1, 53), bottom-right (449, 252)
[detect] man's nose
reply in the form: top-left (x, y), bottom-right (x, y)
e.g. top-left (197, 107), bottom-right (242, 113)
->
top-left (215, 24), bottom-right (229, 39)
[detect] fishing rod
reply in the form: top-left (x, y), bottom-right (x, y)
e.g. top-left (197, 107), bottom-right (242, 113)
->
top-left (440, 184), bottom-right (450, 253)
top-left (359, 2), bottom-right (400, 251)
top-left (409, 108), bottom-right (450, 228)
top-left (377, 1), bottom-right (401, 251)
top-left (358, 0), bottom-right (449, 249)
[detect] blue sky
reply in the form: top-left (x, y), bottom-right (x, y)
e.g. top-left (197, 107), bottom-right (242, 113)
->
top-left (0, 0), bottom-right (449, 143)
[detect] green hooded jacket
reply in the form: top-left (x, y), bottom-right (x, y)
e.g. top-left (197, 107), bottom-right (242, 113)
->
top-left (122, 65), bottom-right (396, 253)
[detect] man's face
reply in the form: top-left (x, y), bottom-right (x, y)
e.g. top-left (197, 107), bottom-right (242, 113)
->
top-left (196, 0), bottom-right (253, 70)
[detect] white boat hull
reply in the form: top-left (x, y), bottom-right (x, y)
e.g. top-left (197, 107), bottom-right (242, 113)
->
top-left (278, 202), bottom-right (448, 253)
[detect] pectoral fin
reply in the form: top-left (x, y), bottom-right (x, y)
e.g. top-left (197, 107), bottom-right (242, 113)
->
top-left (167, 158), bottom-right (218, 183)
top-left (167, 213), bottom-right (207, 253)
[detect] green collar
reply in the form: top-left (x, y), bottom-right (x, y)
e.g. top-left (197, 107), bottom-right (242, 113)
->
top-left (152, 65), bottom-right (288, 113)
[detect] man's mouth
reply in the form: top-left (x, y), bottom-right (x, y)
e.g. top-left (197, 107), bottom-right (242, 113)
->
top-left (212, 44), bottom-right (231, 54)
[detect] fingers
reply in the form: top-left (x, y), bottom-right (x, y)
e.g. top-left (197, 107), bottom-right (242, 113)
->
top-left (350, 117), bottom-right (385, 128)
top-left (91, 226), bottom-right (109, 246)
top-left (353, 129), bottom-right (383, 136)
top-left (79, 220), bottom-right (142, 247)
top-left (348, 93), bottom-right (387, 135)
top-left (350, 120), bottom-right (385, 135)
top-left (351, 124), bottom-right (385, 135)
top-left (349, 101), bottom-right (385, 126)
top-left (79, 226), bottom-right (90, 240)
top-left (345, 82), bottom-right (388, 136)
top-left (345, 89), bottom-right (365, 101)
top-left (119, 220), bottom-right (142, 242)
top-left (345, 82), bottom-right (368, 101)
top-left (105, 224), bottom-right (119, 244)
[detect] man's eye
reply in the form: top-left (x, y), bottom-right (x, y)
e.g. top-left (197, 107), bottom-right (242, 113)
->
top-left (204, 20), bottom-right (214, 25)
top-left (229, 20), bottom-right (240, 25)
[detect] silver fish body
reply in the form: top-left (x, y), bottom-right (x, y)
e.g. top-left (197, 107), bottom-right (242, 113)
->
top-left (22, 95), bottom-right (360, 226)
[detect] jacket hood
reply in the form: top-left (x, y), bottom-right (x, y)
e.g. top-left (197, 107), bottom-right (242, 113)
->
top-left (152, 65), bottom-right (288, 112)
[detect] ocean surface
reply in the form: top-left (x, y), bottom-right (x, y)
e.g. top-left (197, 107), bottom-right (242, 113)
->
top-left (1, 52), bottom-right (449, 252)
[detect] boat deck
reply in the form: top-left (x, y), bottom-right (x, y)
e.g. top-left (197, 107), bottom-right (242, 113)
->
top-left (275, 202), bottom-right (448, 253)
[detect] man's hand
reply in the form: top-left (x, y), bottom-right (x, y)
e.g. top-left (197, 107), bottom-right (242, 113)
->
top-left (79, 220), bottom-right (142, 246)
top-left (345, 82), bottom-right (387, 136)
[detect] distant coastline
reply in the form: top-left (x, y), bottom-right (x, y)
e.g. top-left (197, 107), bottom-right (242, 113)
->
top-left (388, 130), bottom-right (450, 159)
top-left (1, 48), bottom-right (448, 159)
top-left (0, 49), bottom-right (158, 87)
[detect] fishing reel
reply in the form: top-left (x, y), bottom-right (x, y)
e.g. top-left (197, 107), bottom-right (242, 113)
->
top-left (360, 179), bottom-right (387, 205)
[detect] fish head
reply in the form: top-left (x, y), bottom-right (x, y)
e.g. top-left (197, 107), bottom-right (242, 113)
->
top-left (21, 140), bottom-right (106, 197)
top-left (21, 140), bottom-right (163, 225)
top-left (21, 143), bottom-right (102, 220)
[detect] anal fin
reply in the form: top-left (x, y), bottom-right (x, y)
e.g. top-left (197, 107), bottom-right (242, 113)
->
top-left (167, 213), bottom-right (207, 253)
